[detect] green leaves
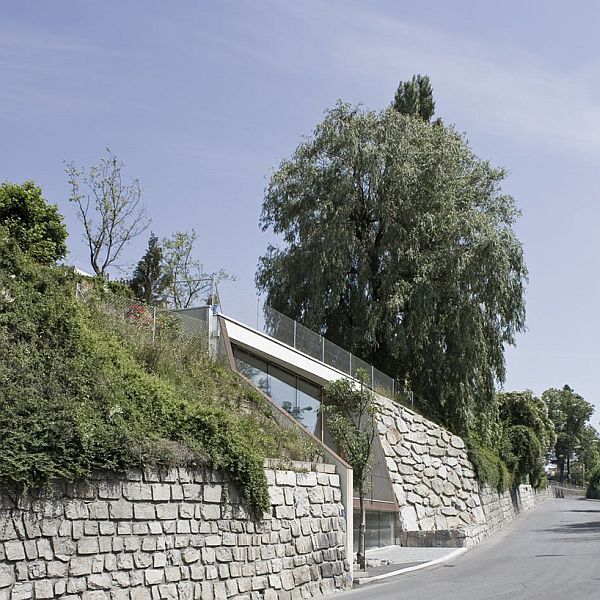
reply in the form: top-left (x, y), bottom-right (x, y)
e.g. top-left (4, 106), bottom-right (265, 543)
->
top-left (321, 374), bottom-right (376, 491)
top-left (0, 181), bottom-right (67, 265)
top-left (0, 241), bottom-right (303, 516)
top-left (257, 102), bottom-right (527, 435)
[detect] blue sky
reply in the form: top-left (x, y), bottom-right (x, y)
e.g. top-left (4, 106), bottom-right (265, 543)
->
top-left (2, 1), bottom-right (600, 418)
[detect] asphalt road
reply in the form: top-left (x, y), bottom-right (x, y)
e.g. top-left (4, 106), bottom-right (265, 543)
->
top-left (339, 497), bottom-right (600, 600)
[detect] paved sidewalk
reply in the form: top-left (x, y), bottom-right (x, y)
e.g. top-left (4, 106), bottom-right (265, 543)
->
top-left (367, 545), bottom-right (460, 565)
top-left (354, 546), bottom-right (467, 584)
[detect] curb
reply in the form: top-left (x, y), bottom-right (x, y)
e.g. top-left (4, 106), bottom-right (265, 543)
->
top-left (354, 547), bottom-right (469, 585)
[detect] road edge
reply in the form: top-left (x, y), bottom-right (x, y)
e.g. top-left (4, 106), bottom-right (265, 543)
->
top-left (354, 547), bottom-right (469, 585)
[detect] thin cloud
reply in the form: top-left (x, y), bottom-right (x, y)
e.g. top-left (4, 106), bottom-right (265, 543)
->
top-left (325, 10), bottom-right (600, 154)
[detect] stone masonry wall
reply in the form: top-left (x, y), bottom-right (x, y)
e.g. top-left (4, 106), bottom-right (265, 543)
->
top-left (375, 396), bottom-right (551, 548)
top-left (0, 463), bottom-right (350, 600)
top-left (461, 484), bottom-right (552, 547)
top-left (375, 396), bottom-right (484, 537)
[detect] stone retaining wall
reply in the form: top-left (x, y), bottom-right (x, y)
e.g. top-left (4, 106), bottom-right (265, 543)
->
top-left (459, 484), bottom-right (552, 546)
top-left (375, 396), bottom-right (484, 535)
top-left (375, 396), bottom-right (552, 548)
top-left (0, 464), bottom-right (350, 600)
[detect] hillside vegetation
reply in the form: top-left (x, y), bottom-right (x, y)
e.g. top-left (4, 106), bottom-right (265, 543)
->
top-left (0, 227), bottom-right (316, 515)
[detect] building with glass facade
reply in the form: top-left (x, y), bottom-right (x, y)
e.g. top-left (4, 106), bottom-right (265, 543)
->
top-left (214, 309), bottom-right (400, 553)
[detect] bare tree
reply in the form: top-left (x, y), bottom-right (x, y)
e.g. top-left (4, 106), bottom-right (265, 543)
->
top-left (163, 230), bottom-right (232, 309)
top-left (66, 149), bottom-right (150, 277)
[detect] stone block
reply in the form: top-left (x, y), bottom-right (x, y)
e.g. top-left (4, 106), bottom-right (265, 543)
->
top-left (83, 592), bottom-right (109, 600)
top-left (87, 501), bottom-right (109, 520)
top-left (0, 519), bottom-right (17, 542)
top-left (88, 573), bottom-right (112, 590)
top-left (84, 520), bottom-right (99, 536)
top-left (156, 504), bottom-right (178, 520)
top-left (213, 582), bottom-right (227, 600)
top-left (134, 503), bottom-right (156, 520)
top-left (179, 503), bottom-right (195, 519)
top-left (145, 569), bottom-right (164, 585)
top-left (77, 536), bottom-right (100, 554)
top-left (4, 541), bottom-right (25, 561)
top-left (203, 484), bottom-right (222, 503)
top-left (69, 556), bottom-right (93, 576)
top-left (164, 567), bottom-right (181, 583)
top-left (275, 471), bottom-right (296, 487)
top-left (292, 566), bottom-right (311, 585)
top-left (99, 521), bottom-right (115, 536)
top-left (65, 499), bottom-right (89, 520)
top-left (275, 505), bottom-right (295, 519)
top-left (66, 577), bottom-right (87, 594)
top-left (251, 576), bottom-right (267, 591)
top-left (182, 484), bottom-right (202, 501)
top-left (177, 582), bottom-right (194, 600)
top-left (134, 552), bottom-right (153, 569)
top-left (123, 482), bottom-right (152, 501)
top-left (11, 582), bottom-right (33, 600)
top-left (0, 565), bottom-right (15, 588)
top-left (217, 564), bottom-right (229, 579)
top-left (109, 500), bottom-right (133, 520)
top-left (268, 486), bottom-right (285, 506)
top-left (54, 580), bottom-right (67, 596)
top-left (152, 484), bottom-right (171, 501)
top-left (204, 534), bottom-right (221, 547)
top-left (116, 554), bottom-right (134, 570)
top-left (296, 472), bottom-right (317, 487)
top-left (400, 505), bottom-right (419, 531)
top-left (23, 539), bottom-right (37, 560)
top-left (124, 536), bottom-right (141, 552)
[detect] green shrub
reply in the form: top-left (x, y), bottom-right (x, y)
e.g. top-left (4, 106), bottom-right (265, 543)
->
top-left (586, 468), bottom-right (600, 499)
top-left (0, 237), bottom-right (316, 516)
top-left (466, 435), bottom-right (512, 492)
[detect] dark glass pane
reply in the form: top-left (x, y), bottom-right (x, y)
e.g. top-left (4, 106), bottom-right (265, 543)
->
top-left (234, 348), bottom-right (269, 395)
top-left (268, 364), bottom-right (298, 421)
top-left (297, 378), bottom-right (320, 435)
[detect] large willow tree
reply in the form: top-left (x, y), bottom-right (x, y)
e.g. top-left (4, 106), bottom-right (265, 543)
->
top-left (256, 102), bottom-right (527, 434)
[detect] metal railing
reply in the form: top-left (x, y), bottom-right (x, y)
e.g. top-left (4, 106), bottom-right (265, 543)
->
top-left (215, 281), bottom-right (419, 406)
top-left (74, 277), bottom-right (423, 409)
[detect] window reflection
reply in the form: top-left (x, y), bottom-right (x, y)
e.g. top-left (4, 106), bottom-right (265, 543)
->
top-left (234, 347), bottom-right (321, 436)
top-left (353, 510), bottom-right (396, 551)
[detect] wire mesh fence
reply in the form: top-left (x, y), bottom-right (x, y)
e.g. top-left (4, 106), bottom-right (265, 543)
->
top-left (75, 282), bottom-right (211, 360)
top-left (74, 277), bottom-right (425, 410)
top-left (214, 281), bottom-right (421, 407)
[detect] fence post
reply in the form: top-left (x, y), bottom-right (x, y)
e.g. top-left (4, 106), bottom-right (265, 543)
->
top-left (152, 307), bottom-right (157, 344)
top-left (293, 320), bottom-right (297, 349)
top-left (349, 354), bottom-right (352, 377)
top-left (371, 365), bottom-right (374, 388)
top-left (322, 336), bottom-right (325, 362)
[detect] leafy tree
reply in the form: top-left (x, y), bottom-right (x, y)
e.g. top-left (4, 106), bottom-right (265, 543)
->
top-left (162, 230), bottom-right (231, 309)
top-left (586, 466), bottom-right (600, 499)
top-left (543, 385), bottom-right (594, 483)
top-left (322, 373), bottom-right (375, 571)
top-left (257, 102), bottom-right (527, 434)
top-left (578, 424), bottom-right (600, 476)
top-left (66, 149), bottom-right (150, 277)
top-left (130, 233), bottom-right (171, 305)
top-left (497, 391), bottom-right (555, 486)
top-left (392, 74), bottom-right (435, 121)
top-left (0, 181), bottom-right (67, 264)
